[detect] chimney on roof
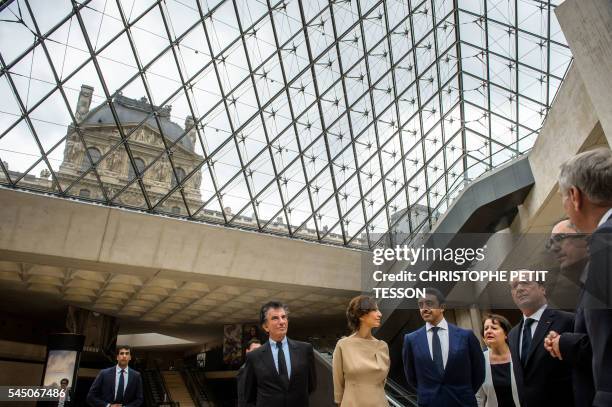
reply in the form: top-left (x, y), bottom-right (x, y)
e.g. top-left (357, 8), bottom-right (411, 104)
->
top-left (185, 115), bottom-right (196, 149)
top-left (75, 85), bottom-right (94, 122)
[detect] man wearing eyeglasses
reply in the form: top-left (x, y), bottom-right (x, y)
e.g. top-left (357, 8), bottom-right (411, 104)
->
top-left (547, 220), bottom-right (589, 274)
top-left (545, 220), bottom-right (589, 305)
top-left (544, 148), bottom-right (612, 407)
top-left (544, 219), bottom-right (594, 407)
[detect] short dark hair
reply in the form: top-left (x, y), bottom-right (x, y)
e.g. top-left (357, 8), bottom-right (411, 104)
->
top-left (481, 313), bottom-right (512, 338)
top-left (115, 345), bottom-right (131, 355)
top-left (346, 295), bottom-right (378, 332)
top-left (421, 287), bottom-right (445, 305)
top-left (246, 338), bottom-right (261, 351)
top-left (60, 378), bottom-right (69, 385)
top-left (259, 301), bottom-right (289, 326)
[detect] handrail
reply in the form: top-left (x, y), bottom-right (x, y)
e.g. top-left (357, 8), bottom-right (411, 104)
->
top-left (154, 362), bottom-right (174, 405)
top-left (387, 394), bottom-right (405, 407)
top-left (385, 378), bottom-right (418, 407)
top-left (141, 369), bottom-right (155, 407)
top-left (181, 368), bottom-right (207, 407)
top-left (188, 368), bottom-right (209, 397)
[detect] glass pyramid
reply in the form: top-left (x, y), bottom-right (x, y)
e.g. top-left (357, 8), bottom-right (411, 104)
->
top-left (0, 0), bottom-right (572, 249)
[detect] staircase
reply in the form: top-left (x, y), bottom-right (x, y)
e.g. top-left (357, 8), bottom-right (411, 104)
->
top-left (162, 371), bottom-right (196, 407)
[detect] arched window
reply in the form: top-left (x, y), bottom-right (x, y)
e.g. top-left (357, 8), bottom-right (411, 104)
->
top-left (128, 157), bottom-right (146, 180)
top-left (81, 147), bottom-right (101, 171)
top-left (79, 189), bottom-right (91, 198)
top-left (171, 167), bottom-right (186, 188)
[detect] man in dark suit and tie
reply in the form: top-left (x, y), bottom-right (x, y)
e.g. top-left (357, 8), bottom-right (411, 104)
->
top-left (87, 345), bottom-right (143, 407)
top-left (544, 219), bottom-right (594, 407)
top-left (243, 301), bottom-right (316, 407)
top-left (507, 270), bottom-right (575, 407)
top-left (402, 288), bottom-right (485, 407)
top-left (545, 148), bottom-right (612, 407)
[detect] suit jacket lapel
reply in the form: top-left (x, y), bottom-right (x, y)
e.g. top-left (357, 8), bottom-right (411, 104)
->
top-left (288, 338), bottom-right (298, 387)
top-left (525, 308), bottom-right (553, 367)
top-left (416, 326), bottom-right (443, 379)
top-left (508, 326), bottom-right (523, 377)
top-left (444, 324), bottom-right (459, 377)
top-left (124, 368), bottom-right (133, 398)
top-left (108, 368), bottom-right (116, 401)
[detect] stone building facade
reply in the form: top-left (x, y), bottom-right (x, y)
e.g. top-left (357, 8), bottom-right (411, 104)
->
top-left (57, 85), bottom-right (203, 214)
top-left (0, 85), bottom-right (359, 244)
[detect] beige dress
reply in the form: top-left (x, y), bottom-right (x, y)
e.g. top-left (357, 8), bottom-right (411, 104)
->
top-left (332, 334), bottom-right (390, 407)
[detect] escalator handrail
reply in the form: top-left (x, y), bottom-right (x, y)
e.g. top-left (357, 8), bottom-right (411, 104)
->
top-left (180, 368), bottom-right (207, 407)
top-left (154, 362), bottom-right (174, 404)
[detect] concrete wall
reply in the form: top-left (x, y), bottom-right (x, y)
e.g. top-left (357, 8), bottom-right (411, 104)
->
top-left (0, 188), bottom-right (363, 291)
top-left (514, 65), bottom-right (605, 234)
top-left (556, 0), bottom-right (612, 147)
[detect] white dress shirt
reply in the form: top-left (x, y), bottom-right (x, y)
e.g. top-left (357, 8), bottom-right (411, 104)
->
top-left (425, 318), bottom-right (449, 368)
top-left (519, 303), bottom-right (547, 358)
top-left (114, 365), bottom-right (129, 399)
top-left (597, 208), bottom-right (612, 228)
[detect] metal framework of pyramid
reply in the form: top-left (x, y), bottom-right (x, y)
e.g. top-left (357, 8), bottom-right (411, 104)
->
top-left (0, 0), bottom-right (571, 249)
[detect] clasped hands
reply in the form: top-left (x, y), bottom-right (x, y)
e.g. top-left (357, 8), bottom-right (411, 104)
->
top-left (544, 330), bottom-right (563, 360)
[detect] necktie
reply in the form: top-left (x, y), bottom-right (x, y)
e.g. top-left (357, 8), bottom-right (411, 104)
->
top-left (276, 341), bottom-right (289, 387)
top-left (115, 369), bottom-right (125, 403)
top-left (521, 318), bottom-right (535, 366)
top-left (431, 327), bottom-right (444, 375)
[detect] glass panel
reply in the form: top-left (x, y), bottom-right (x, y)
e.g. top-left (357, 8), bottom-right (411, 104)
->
top-left (0, 0), bottom-right (572, 247)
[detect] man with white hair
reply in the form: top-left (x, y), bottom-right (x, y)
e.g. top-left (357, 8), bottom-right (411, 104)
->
top-left (544, 148), bottom-right (612, 407)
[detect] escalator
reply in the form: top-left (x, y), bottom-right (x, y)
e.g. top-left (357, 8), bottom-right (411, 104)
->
top-left (182, 367), bottom-right (214, 407)
top-left (142, 368), bottom-right (170, 407)
top-left (368, 156), bottom-right (536, 394)
top-left (312, 348), bottom-right (418, 406)
top-left (162, 370), bottom-right (196, 407)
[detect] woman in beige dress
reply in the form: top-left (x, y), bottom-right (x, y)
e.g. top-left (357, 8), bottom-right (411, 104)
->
top-left (333, 295), bottom-right (390, 407)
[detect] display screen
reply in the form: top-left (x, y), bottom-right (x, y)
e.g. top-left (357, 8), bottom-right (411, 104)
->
top-left (42, 350), bottom-right (77, 389)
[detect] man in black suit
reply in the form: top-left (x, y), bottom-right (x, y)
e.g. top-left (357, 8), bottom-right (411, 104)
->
top-left (544, 219), bottom-right (595, 407)
top-left (243, 301), bottom-right (316, 407)
top-left (545, 148), bottom-right (612, 407)
top-left (507, 270), bottom-right (575, 407)
top-left (87, 345), bottom-right (143, 407)
top-left (237, 338), bottom-right (261, 407)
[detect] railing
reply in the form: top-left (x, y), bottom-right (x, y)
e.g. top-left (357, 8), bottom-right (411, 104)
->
top-left (141, 370), bottom-right (155, 407)
top-left (181, 368), bottom-right (209, 407)
top-left (385, 378), bottom-right (419, 407)
top-left (142, 368), bottom-right (174, 407)
top-left (155, 362), bottom-right (176, 406)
